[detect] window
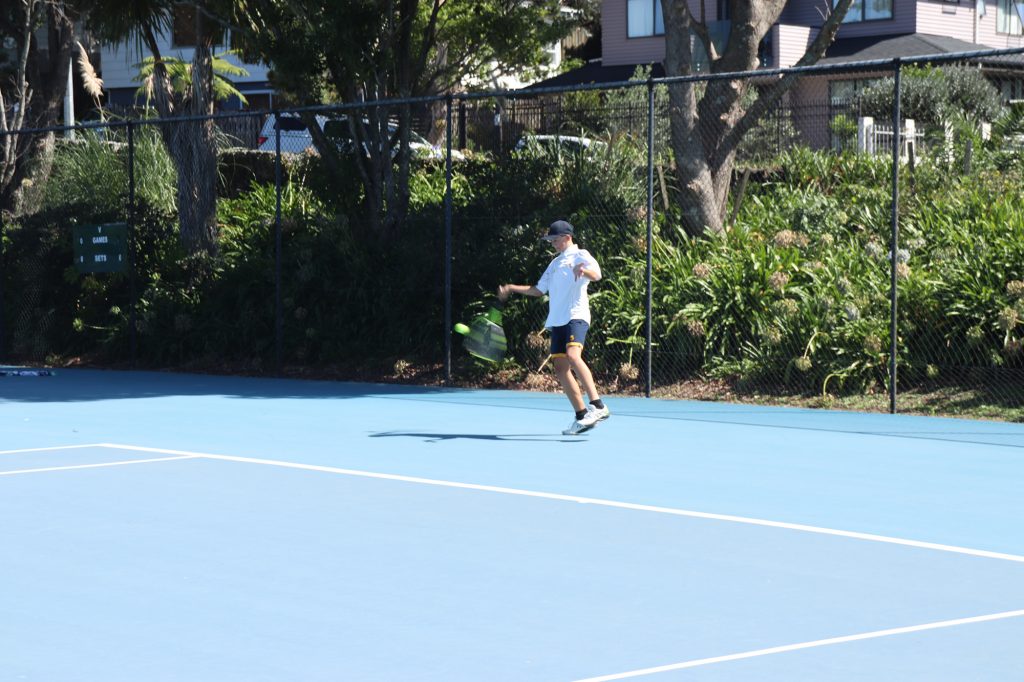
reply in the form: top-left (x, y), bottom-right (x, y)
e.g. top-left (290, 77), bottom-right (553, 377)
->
top-left (836, 0), bottom-right (893, 23)
top-left (829, 78), bottom-right (880, 104)
top-left (627, 0), bottom-right (664, 38)
top-left (275, 116), bottom-right (307, 132)
top-left (997, 77), bottom-right (1024, 101)
top-left (172, 4), bottom-right (225, 47)
top-left (997, 0), bottom-right (1024, 35)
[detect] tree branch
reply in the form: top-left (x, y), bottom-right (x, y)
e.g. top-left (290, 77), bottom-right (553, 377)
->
top-left (716, 0), bottom-right (855, 165)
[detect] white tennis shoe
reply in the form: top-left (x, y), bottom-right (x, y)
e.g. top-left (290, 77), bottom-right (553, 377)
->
top-left (562, 418), bottom-right (594, 435)
top-left (562, 405), bottom-right (610, 435)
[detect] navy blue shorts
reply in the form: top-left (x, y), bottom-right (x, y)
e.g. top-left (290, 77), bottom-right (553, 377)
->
top-left (550, 320), bottom-right (589, 357)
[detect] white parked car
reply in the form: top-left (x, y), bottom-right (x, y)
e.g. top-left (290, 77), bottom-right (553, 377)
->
top-left (257, 113), bottom-right (463, 159)
top-left (514, 134), bottom-right (607, 155)
top-left (256, 113), bottom-right (328, 153)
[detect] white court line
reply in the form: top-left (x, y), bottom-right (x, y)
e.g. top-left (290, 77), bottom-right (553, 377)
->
top-left (572, 608), bottom-right (1024, 681)
top-left (0, 443), bottom-right (109, 455)
top-left (97, 443), bottom-right (1024, 565)
top-left (0, 455), bottom-right (198, 476)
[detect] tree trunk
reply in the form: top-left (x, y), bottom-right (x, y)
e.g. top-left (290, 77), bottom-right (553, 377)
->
top-left (177, 11), bottom-right (219, 257)
top-left (0, 0), bottom-right (75, 216)
top-left (141, 7), bottom-right (219, 257)
top-left (660, 0), bottom-right (853, 238)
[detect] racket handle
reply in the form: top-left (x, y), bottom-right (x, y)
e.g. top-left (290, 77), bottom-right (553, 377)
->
top-left (486, 298), bottom-right (504, 325)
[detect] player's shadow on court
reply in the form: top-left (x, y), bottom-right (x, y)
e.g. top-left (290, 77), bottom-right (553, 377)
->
top-left (370, 431), bottom-right (584, 444)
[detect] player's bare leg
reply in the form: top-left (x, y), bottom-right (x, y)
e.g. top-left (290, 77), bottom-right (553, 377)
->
top-left (553, 356), bottom-right (586, 413)
top-left (566, 345), bottom-right (600, 403)
top-left (567, 345), bottom-right (610, 425)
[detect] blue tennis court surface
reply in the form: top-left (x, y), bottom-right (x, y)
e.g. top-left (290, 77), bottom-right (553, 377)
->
top-left (2, 369), bottom-right (1023, 680)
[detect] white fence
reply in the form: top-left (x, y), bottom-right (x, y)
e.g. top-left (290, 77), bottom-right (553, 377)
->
top-left (857, 117), bottom-right (923, 161)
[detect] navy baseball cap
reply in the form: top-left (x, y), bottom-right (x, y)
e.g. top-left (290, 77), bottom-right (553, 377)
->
top-left (541, 220), bottom-right (574, 241)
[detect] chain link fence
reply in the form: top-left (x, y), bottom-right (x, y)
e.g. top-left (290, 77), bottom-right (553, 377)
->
top-left (3, 48), bottom-right (1023, 418)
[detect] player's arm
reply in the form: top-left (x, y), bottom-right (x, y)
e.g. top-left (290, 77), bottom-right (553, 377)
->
top-left (498, 284), bottom-right (542, 301)
top-left (573, 254), bottom-right (602, 282)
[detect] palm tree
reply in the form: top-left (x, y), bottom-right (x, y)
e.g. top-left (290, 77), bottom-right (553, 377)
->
top-left (134, 50), bottom-right (250, 108)
top-left (86, 0), bottom-right (228, 256)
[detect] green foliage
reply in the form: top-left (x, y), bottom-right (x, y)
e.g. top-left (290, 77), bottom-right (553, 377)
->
top-left (860, 65), bottom-right (1005, 128)
top-left (602, 66), bottom-right (672, 161)
top-left (556, 89), bottom-right (606, 137)
top-left (861, 66), bottom-right (948, 128)
top-left (232, 0), bottom-right (570, 101)
top-left (986, 101), bottom-right (1024, 172)
top-left (942, 66), bottom-right (1005, 124)
top-left (407, 161), bottom-right (473, 212)
top-left (134, 50), bottom-right (251, 106)
top-left (829, 114), bottom-right (858, 152)
top-left (41, 125), bottom-right (177, 214)
top-left (4, 131), bottom-right (1022, 407)
top-left (1, 199), bottom-right (176, 362)
top-left (597, 146), bottom-right (1023, 397)
top-left (737, 109), bottom-right (801, 166)
top-left (42, 132), bottom-right (127, 213)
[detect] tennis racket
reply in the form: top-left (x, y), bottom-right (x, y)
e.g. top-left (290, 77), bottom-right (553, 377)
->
top-left (454, 302), bottom-right (507, 363)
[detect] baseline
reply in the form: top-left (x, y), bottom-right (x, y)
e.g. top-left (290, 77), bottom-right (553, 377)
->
top-left (573, 608), bottom-right (1024, 681)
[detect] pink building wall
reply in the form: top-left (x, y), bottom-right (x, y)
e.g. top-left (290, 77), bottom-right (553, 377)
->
top-left (602, 0), bottom-right (1023, 68)
top-left (779, 0), bottom-right (916, 36)
top-left (601, 0), bottom-right (709, 66)
top-left (601, 0), bottom-right (665, 65)
top-left (975, 0), bottom-right (1024, 48)
top-left (775, 24), bottom-right (817, 68)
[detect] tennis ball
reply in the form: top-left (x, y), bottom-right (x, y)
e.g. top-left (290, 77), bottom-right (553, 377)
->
top-left (453, 323), bottom-right (470, 335)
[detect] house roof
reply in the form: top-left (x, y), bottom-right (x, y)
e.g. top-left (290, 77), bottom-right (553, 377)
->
top-left (524, 33), bottom-right (1023, 91)
top-left (820, 32), bottom-right (1023, 68)
top-left (522, 60), bottom-right (664, 90)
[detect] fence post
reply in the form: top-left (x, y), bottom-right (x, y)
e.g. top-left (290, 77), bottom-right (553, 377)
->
top-left (458, 99), bottom-right (467, 150)
top-left (889, 60), bottom-right (902, 414)
top-left (274, 110), bottom-right (283, 373)
top-left (127, 121), bottom-right (137, 365)
top-left (904, 118), bottom-right (916, 162)
top-left (645, 77), bottom-right (655, 399)
top-left (858, 116), bottom-right (874, 154)
top-left (493, 105), bottom-right (502, 154)
top-left (444, 95), bottom-right (454, 382)
top-left (0, 136), bottom-right (4, 360)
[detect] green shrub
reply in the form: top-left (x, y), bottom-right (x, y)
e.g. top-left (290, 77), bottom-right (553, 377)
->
top-left (860, 65), bottom-right (1004, 128)
top-left (4, 133), bottom-right (1022, 404)
top-left (41, 126), bottom-right (177, 215)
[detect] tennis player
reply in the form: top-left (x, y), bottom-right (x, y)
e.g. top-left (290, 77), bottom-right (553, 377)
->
top-left (498, 220), bottom-right (610, 435)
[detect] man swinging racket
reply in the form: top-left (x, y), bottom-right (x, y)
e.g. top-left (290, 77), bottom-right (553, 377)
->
top-left (498, 220), bottom-right (610, 435)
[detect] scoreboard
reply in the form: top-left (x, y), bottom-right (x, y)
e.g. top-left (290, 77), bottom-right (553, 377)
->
top-left (73, 223), bottom-right (128, 274)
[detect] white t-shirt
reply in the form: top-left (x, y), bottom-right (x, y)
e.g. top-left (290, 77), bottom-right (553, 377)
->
top-left (536, 245), bottom-right (601, 328)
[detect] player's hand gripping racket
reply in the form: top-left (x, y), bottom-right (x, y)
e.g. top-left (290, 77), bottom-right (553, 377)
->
top-left (454, 300), bottom-right (507, 362)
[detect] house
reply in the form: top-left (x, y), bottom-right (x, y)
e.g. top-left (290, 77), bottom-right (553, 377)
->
top-left (598, 0), bottom-right (1022, 83)
top-left (529, 0), bottom-right (1024, 146)
top-left (97, 4), bottom-right (273, 112)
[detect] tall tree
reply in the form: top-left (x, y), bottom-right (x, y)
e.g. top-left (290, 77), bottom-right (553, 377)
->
top-left (232, 0), bottom-right (569, 239)
top-left (86, 0), bottom-right (229, 256)
top-left (661, 0), bottom-right (854, 237)
top-left (0, 0), bottom-right (78, 216)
